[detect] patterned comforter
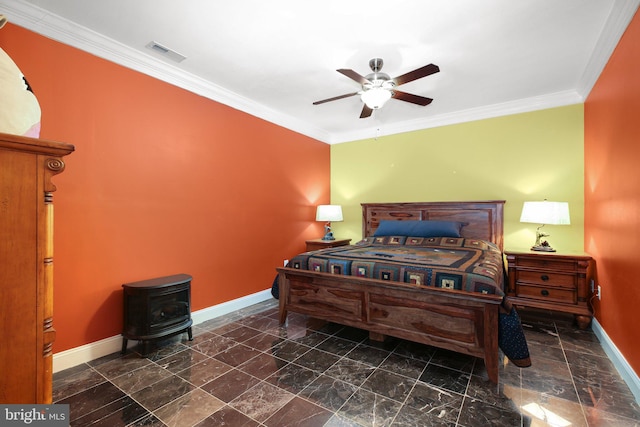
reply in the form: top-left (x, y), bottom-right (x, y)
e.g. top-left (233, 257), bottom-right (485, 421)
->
top-left (290, 236), bottom-right (505, 296)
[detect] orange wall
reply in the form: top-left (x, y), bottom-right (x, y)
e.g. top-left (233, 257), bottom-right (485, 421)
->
top-left (585, 11), bottom-right (640, 375)
top-left (1, 24), bottom-right (330, 352)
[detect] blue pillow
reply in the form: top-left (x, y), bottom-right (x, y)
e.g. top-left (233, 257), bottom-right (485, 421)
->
top-left (373, 220), bottom-right (464, 238)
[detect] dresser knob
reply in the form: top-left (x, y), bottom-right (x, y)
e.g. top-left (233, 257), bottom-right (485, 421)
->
top-left (541, 290), bottom-right (549, 296)
top-left (540, 274), bottom-right (549, 281)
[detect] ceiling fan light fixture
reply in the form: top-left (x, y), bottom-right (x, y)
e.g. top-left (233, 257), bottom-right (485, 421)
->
top-left (361, 87), bottom-right (392, 109)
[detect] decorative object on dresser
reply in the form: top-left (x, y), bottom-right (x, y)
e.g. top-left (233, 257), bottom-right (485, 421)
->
top-left (315, 204), bottom-right (343, 240)
top-left (305, 238), bottom-right (351, 252)
top-left (277, 200), bottom-right (531, 384)
top-left (520, 200), bottom-right (571, 252)
top-left (121, 274), bottom-right (193, 355)
top-left (0, 132), bottom-right (74, 404)
top-left (504, 250), bottom-right (593, 329)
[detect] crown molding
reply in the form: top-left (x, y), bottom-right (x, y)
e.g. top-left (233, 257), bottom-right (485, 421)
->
top-left (3, 0), bottom-right (637, 145)
top-left (577, 0), bottom-right (640, 98)
top-left (1, 0), bottom-right (332, 143)
top-left (329, 90), bottom-right (584, 144)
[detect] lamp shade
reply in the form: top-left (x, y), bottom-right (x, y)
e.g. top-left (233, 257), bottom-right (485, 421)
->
top-left (520, 201), bottom-right (570, 225)
top-left (361, 88), bottom-right (392, 109)
top-left (316, 205), bottom-right (343, 222)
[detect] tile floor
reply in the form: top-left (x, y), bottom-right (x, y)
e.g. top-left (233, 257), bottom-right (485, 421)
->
top-left (53, 300), bottom-right (640, 426)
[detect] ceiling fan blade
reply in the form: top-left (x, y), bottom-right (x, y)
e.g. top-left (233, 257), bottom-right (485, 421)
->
top-left (393, 64), bottom-right (440, 86)
top-left (313, 92), bottom-right (359, 105)
top-left (393, 90), bottom-right (433, 106)
top-left (359, 104), bottom-right (373, 119)
top-left (337, 69), bottom-right (370, 85)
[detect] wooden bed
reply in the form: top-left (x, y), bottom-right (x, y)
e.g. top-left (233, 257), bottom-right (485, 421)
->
top-left (277, 200), bottom-right (506, 383)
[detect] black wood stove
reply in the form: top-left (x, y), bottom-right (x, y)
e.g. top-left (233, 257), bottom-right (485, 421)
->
top-left (121, 273), bottom-right (193, 355)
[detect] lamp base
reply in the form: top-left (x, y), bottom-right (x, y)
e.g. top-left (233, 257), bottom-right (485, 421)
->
top-left (322, 232), bottom-right (335, 241)
top-left (531, 245), bottom-right (556, 252)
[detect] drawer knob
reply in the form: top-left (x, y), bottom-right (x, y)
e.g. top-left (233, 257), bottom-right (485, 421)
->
top-left (540, 274), bottom-right (550, 281)
top-left (541, 289), bottom-right (550, 296)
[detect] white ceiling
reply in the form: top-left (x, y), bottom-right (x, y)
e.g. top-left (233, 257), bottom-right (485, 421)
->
top-left (2, 0), bottom-right (639, 144)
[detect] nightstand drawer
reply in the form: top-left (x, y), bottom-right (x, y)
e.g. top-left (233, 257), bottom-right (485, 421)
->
top-left (516, 270), bottom-right (576, 288)
top-left (517, 284), bottom-right (576, 304)
top-left (517, 258), bottom-right (576, 272)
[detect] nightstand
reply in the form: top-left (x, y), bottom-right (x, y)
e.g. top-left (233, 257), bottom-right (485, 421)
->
top-left (504, 250), bottom-right (594, 329)
top-left (305, 238), bottom-right (351, 251)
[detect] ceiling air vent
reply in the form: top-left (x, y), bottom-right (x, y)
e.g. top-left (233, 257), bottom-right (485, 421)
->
top-left (145, 41), bottom-right (186, 63)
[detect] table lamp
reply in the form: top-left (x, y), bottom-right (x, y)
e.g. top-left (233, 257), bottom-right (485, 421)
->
top-left (316, 205), bottom-right (343, 241)
top-left (520, 200), bottom-right (570, 252)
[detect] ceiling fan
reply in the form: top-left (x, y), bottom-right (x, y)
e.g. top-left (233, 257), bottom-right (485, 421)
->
top-left (313, 58), bottom-right (440, 118)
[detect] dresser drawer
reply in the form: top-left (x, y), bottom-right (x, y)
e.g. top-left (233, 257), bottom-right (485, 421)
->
top-left (517, 257), bottom-right (576, 272)
top-left (516, 270), bottom-right (575, 289)
top-left (516, 284), bottom-right (576, 304)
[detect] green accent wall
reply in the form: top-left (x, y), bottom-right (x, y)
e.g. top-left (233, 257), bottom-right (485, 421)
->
top-left (330, 104), bottom-right (585, 252)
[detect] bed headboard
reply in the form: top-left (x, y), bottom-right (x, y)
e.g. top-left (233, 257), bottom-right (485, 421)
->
top-left (361, 200), bottom-right (505, 250)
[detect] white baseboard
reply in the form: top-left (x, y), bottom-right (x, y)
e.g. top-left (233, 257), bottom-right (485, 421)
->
top-left (591, 317), bottom-right (640, 403)
top-left (53, 289), bottom-right (273, 373)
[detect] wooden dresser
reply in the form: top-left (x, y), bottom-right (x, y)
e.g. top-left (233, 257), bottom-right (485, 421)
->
top-left (0, 132), bottom-right (74, 403)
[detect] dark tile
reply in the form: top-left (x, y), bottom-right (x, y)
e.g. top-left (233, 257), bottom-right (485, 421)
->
top-left (465, 374), bottom-right (521, 412)
top-left (379, 353), bottom-right (427, 380)
top-left (392, 404), bottom-right (456, 427)
top-left (92, 353), bottom-right (153, 379)
top-left (290, 330), bottom-right (331, 347)
top-left (52, 365), bottom-right (106, 403)
top-left (194, 335), bottom-right (238, 357)
top-left (156, 347), bottom-right (210, 373)
top-left (338, 388), bottom-right (402, 427)
top-left (213, 343), bottom-right (262, 367)
top-left (299, 374), bottom-right (358, 411)
top-left (428, 348), bottom-right (476, 373)
top-left (526, 340), bottom-right (566, 363)
top-left (110, 363), bottom-right (173, 394)
top-left (293, 348), bottom-right (341, 373)
top-left (153, 388), bottom-right (225, 426)
top-left (127, 413), bottom-right (166, 426)
top-left (242, 332), bottom-right (285, 352)
top-left (59, 381), bottom-right (126, 420)
top-left (70, 395), bottom-right (149, 427)
top-left (266, 363), bottom-right (320, 394)
top-left (316, 336), bottom-right (358, 356)
top-left (345, 344), bottom-right (390, 367)
top-left (238, 351), bottom-right (289, 379)
top-left (325, 358), bottom-right (376, 387)
top-left (361, 369), bottom-right (415, 403)
top-left (393, 340), bottom-right (437, 362)
top-left (403, 381), bottom-right (463, 424)
top-left (176, 357), bottom-right (233, 386)
top-left (419, 363), bottom-right (470, 394)
top-left (130, 375), bottom-right (195, 411)
top-left (269, 339), bottom-right (312, 361)
top-left (229, 381), bottom-right (295, 422)
top-left (51, 299), bottom-right (637, 427)
top-left (200, 368), bottom-right (260, 402)
top-left (264, 396), bottom-right (333, 427)
top-left (195, 405), bottom-right (260, 427)
top-left (223, 325), bottom-right (263, 343)
top-left (457, 397), bottom-right (522, 427)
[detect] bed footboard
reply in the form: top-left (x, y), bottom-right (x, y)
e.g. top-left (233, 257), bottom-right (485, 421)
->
top-left (277, 268), bottom-right (503, 383)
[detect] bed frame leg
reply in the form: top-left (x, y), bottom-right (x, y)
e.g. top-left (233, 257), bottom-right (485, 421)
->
top-left (278, 273), bottom-right (288, 325)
